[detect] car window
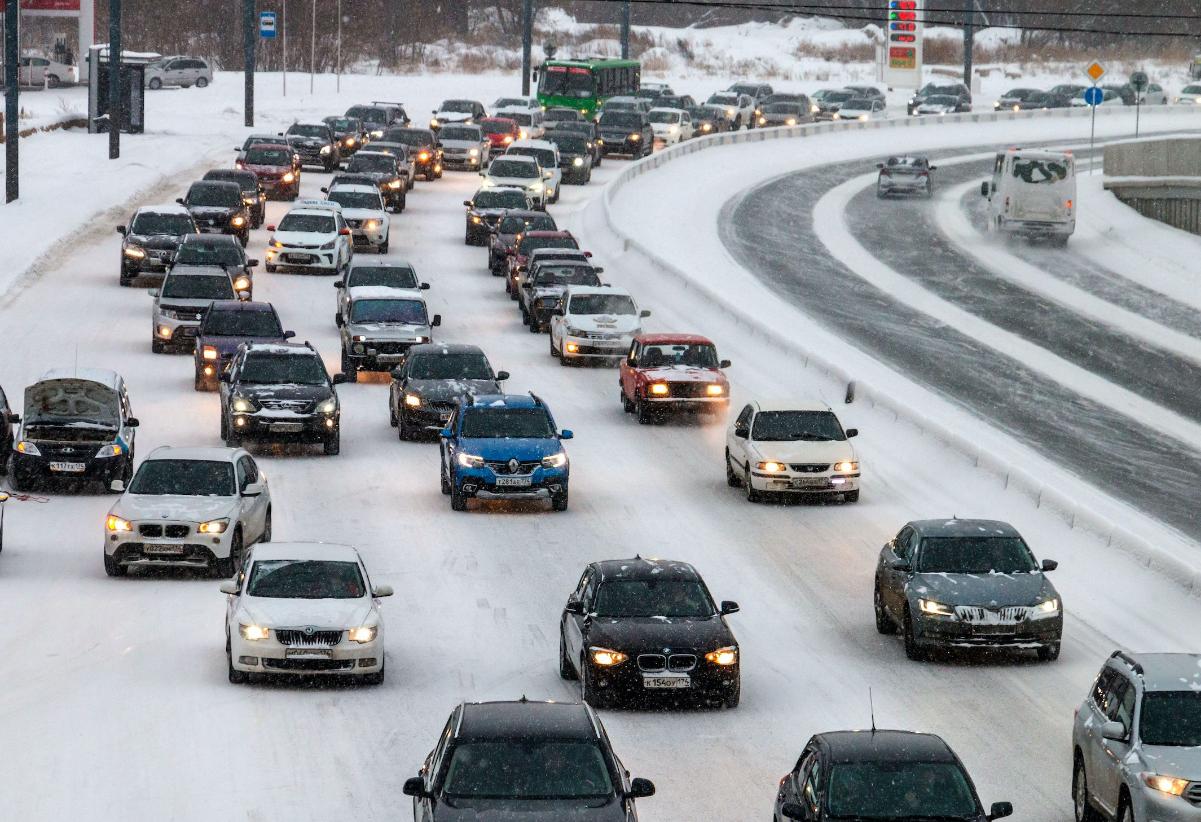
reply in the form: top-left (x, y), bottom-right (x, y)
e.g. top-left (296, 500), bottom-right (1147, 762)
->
top-left (593, 579), bottom-right (715, 618)
top-left (568, 293), bottom-right (635, 315)
top-left (460, 407), bottom-right (555, 439)
top-left (490, 159), bottom-right (538, 178)
top-left (827, 761), bottom-right (978, 818)
top-left (161, 273), bottom-right (235, 300)
top-left (129, 459), bottom-right (235, 496)
top-left (278, 213), bottom-right (335, 233)
top-left (349, 299), bottom-right (428, 325)
top-left (238, 352), bottom-right (328, 385)
top-left (246, 559), bottom-right (366, 599)
top-left (894, 526), bottom-right (915, 559)
top-left (1106, 676), bottom-right (1133, 725)
top-left (1141, 691), bottom-right (1201, 746)
top-left (750, 410), bottom-right (845, 442)
top-left (1092, 668), bottom-right (1118, 713)
top-left (201, 308), bottom-right (282, 337)
top-left (442, 740), bottom-right (614, 800)
top-left (801, 758), bottom-right (821, 814)
top-left (235, 457), bottom-right (249, 491)
top-left (915, 536), bottom-right (1039, 574)
top-left (347, 265), bottom-right (419, 289)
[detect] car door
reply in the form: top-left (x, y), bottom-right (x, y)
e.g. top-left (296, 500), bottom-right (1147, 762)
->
top-left (237, 455), bottom-right (268, 539)
top-left (728, 404), bottom-right (754, 468)
top-left (417, 712), bottom-right (456, 821)
top-left (1094, 674), bottom-right (1135, 812)
top-left (563, 567), bottom-right (595, 667)
top-left (881, 526), bottom-right (915, 616)
top-left (620, 340), bottom-right (641, 401)
top-left (1079, 668), bottom-right (1119, 808)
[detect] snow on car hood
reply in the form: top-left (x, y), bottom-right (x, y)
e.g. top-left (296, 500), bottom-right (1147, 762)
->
top-left (749, 439), bottom-right (855, 464)
top-left (567, 314), bottom-right (640, 334)
top-left (587, 615), bottom-right (734, 653)
top-left (637, 365), bottom-right (723, 384)
top-left (406, 378), bottom-right (500, 403)
top-left (274, 230), bottom-right (334, 247)
top-left (436, 797), bottom-right (625, 820)
top-left (347, 322), bottom-right (430, 339)
top-left (240, 596), bottom-right (373, 629)
top-left (458, 437), bottom-right (564, 462)
top-left (1139, 745), bottom-right (1201, 781)
top-left (339, 207), bottom-right (385, 222)
top-left (910, 570), bottom-right (1054, 608)
top-left (113, 493), bottom-right (237, 523)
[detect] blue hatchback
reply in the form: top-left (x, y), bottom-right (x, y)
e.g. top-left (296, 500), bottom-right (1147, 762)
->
top-left (439, 393), bottom-right (572, 512)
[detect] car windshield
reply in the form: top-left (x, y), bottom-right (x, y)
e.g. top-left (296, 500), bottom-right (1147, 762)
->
top-left (765, 103), bottom-right (802, 114)
top-left (204, 172), bottom-right (256, 192)
top-left (131, 213), bottom-right (195, 235)
top-left (384, 130), bottom-right (431, 147)
top-left (499, 215), bottom-right (556, 233)
top-left (557, 122), bottom-right (592, 135)
top-left (1141, 692), bottom-right (1201, 746)
top-left (490, 159), bottom-right (538, 178)
top-left (443, 740), bottom-right (613, 799)
top-left (569, 294), bottom-right (635, 315)
top-left (640, 343), bottom-right (718, 367)
top-left (545, 109), bottom-right (580, 122)
top-left (519, 236), bottom-right (577, 255)
top-left (161, 273), bottom-right (234, 300)
top-left (239, 353), bottom-right (327, 385)
top-left (925, 96), bottom-right (959, 106)
top-left (730, 84), bottom-right (761, 95)
top-left (482, 119), bottom-right (516, 133)
top-left (346, 106), bottom-right (387, 123)
top-left (347, 265), bottom-right (418, 289)
top-left (600, 112), bottom-right (642, 128)
top-left (176, 243), bottom-right (243, 266)
top-left (508, 112), bottom-right (534, 126)
top-left (648, 110), bottom-right (680, 123)
top-left (186, 184), bottom-right (241, 207)
top-left (916, 536), bottom-right (1038, 574)
top-left (593, 579), bottom-right (714, 618)
top-left (826, 91), bottom-right (854, 103)
top-left (201, 309), bottom-right (282, 337)
top-left (440, 100), bottom-right (476, 113)
top-left (326, 117), bottom-right (357, 130)
top-left (1011, 157), bottom-right (1071, 183)
top-left (245, 148), bottom-right (291, 166)
top-left (277, 214), bottom-right (335, 233)
top-left (288, 124), bottom-right (328, 138)
top-left (349, 154), bottom-right (395, 173)
top-left (751, 410), bottom-right (845, 441)
top-left (826, 761), bottom-right (978, 819)
top-left (508, 147), bottom-right (555, 168)
top-left (1003, 89), bottom-right (1036, 100)
top-left (707, 94), bottom-right (737, 105)
top-left (844, 98), bottom-right (875, 109)
top-left (1183, 85), bottom-right (1201, 94)
top-left (494, 97), bottom-right (527, 109)
top-left (409, 352), bottom-right (492, 380)
top-left (440, 125), bottom-right (480, 141)
top-left (460, 407), bottom-right (555, 438)
top-left (534, 266), bottom-right (600, 287)
top-left (350, 299), bottom-right (427, 325)
top-left (327, 190), bottom-right (382, 210)
top-left (473, 190), bottom-right (527, 209)
top-left (129, 459), bottom-right (234, 496)
top-left (246, 560), bottom-right (366, 599)
top-left (539, 66), bottom-right (595, 98)
top-left (550, 135), bottom-right (588, 153)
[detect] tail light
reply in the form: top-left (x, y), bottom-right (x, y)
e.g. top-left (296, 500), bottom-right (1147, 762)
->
top-left (918, 171), bottom-right (928, 177)
top-left (1066, 199), bottom-right (1073, 211)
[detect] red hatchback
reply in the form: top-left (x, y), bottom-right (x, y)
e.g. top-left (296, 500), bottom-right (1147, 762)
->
top-left (237, 143), bottom-right (300, 200)
top-left (480, 117), bottom-right (521, 149)
top-left (619, 334), bottom-right (731, 423)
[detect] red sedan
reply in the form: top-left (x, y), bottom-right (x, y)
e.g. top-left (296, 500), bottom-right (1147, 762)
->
top-left (480, 117), bottom-right (521, 149)
top-left (619, 334), bottom-right (731, 424)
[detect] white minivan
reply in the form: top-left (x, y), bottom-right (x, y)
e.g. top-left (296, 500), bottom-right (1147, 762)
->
top-left (981, 148), bottom-right (1076, 246)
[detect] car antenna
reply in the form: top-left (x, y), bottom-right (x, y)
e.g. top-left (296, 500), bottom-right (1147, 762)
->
top-left (869, 687), bottom-right (876, 734)
top-left (74, 343), bottom-right (79, 377)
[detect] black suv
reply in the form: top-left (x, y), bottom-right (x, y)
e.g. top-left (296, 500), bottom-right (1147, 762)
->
top-left (403, 699), bottom-right (655, 821)
top-left (546, 131), bottom-right (594, 185)
top-left (173, 234), bottom-right (258, 296)
top-left (117, 206), bottom-right (198, 286)
top-left (596, 110), bottom-right (653, 159)
top-left (203, 168), bottom-right (266, 228)
top-left (345, 101), bottom-right (410, 138)
top-left (519, 258), bottom-right (603, 332)
top-left (560, 557), bottom-right (741, 709)
top-left (219, 342), bottom-right (346, 455)
top-left (554, 120), bottom-right (605, 166)
top-left (283, 122), bottom-right (341, 172)
top-left (775, 730), bottom-right (1012, 822)
top-left (389, 343), bottom-right (508, 440)
top-left (177, 181), bottom-right (251, 246)
top-left (322, 115), bottom-right (367, 157)
top-left (0, 383), bottom-right (14, 477)
top-left (463, 187), bottom-right (531, 245)
top-left (381, 127), bottom-right (442, 180)
top-left (344, 151), bottom-right (407, 212)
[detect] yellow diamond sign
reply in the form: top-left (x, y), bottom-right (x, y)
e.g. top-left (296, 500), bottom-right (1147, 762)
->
top-left (1086, 61), bottom-right (1106, 82)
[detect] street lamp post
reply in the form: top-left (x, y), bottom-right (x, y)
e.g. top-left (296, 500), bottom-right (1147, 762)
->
top-left (336, 0), bottom-right (342, 93)
top-left (309, 0), bottom-right (315, 94)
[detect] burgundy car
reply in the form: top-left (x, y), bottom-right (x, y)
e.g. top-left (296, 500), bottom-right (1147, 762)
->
top-left (237, 143), bottom-right (300, 200)
top-left (193, 301), bottom-right (294, 391)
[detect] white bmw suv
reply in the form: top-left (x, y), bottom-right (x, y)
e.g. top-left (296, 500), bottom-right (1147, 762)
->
top-left (103, 446), bottom-right (272, 577)
top-left (264, 202), bottom-right (354, 275)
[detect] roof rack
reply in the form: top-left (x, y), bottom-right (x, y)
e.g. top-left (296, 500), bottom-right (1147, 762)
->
top-left (1110, 649), bottom-right (1144, 675)
top-left (372, 100), bottom-right (405, 106)
top-left (528, 391), bottom-right (546, 408)
top-left (454, 702), bottom-right (466, 737)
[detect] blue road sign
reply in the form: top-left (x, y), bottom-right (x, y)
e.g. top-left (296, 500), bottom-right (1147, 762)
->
top-left (1083, 86), bottom-right (1104, 106)
top-left (259, 11), bottom-right (277, 39)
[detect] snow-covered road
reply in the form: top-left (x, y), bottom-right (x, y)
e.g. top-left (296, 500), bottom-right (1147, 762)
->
top-left (2, 105), bottom-right (1201, 822)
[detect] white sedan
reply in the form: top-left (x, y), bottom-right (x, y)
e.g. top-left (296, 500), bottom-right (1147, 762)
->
top-left (648, 107), bottom-right (694, 145)
top-left (103, 445), bottom-right (271, 577)
top-left (550, 285), bottom-right (650, 365)
top-left (264, 203), bottom-right (354, 275)
top-left (325, 184), bottom-right (391, 254)
top-left (724, 400), bottom-right (861, 503)
top-left (480, 155), bottom-right (549, 209)
top-left (1175, 84), bottom-right (1201, 104)
top-left (838, 98), bottom-right (890, 120)
top-left (221, 541), bottom-right (392, 684)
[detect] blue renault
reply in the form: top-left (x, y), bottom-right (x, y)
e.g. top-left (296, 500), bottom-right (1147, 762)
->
top-left (439, 393), bottom-right (572, 512)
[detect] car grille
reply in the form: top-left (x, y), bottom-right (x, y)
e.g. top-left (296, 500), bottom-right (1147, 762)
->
top-left (1185, 783), bottom-right (1201, 803)
top-left (954, 605), bottom-right (1031, 624)
top-left (257, 399), bottom-right (312, 413)
top-left (790, 463), bottom-right (829, 473)
top-left (578, 331), bottom-right (622, 340)
top-left (282, 242), bottom-right (321, 250)
top-left (275, 629), bottom-right (343, 647)
top-left (138, 523), bottom-right (190, 538)
top-left (368, 341), bottom-right (413, 355)
top-left (485, 460), bottom-right (541, 475)
top-left (654, 383), bottom-right (715, 399)
top-left (160, 305), bottom-right (206, 321)
top-left (637, 653), bottom-right (696, 673)
top-left (345, 219), bottom-right (363, 228)
top-left (262, 658), bottom-right (355, 672)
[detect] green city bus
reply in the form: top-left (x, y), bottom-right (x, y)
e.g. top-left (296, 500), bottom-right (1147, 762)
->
top-left (535, 58), bottom-right (641, 117)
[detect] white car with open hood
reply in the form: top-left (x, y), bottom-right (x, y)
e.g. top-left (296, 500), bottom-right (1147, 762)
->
top-left (103, 446), bottom-right (272, 577)
top-left (549, 285), bottom-right (650, 365)
top-left (221, 541), bottom-right (392, 684)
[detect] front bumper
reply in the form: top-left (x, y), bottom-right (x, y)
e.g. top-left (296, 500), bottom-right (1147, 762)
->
top-left (442, 151), bottom-right (484, 169)
top-left (294, 148), bottom-right (333, 167)
top-left (879, 178), bottom-right (930, 193)
top-left (153, 316), bottom-right (202, 349)
top-left (587, 657), bottom-right (739, 701)
top-left (266, 247), bottom-right (339, 272)
top-left (106, 520), bottom-right (233, 568)
top-left (454, 465), bottom-right (569, 499)
top-left (348, 225), bottom-right (388, 251)
top-left (346, 339), bottom-right (425, 371)
top-left (401, 400), bottom-right (457, 432)
top-left (748, 470), bottom-right (860, 494)
top-left (230, 411), bottom-right (339, 443)
top-left (230, 632), bottom-right (382, 675)
top-left (599, 136), bottom-right (643, 155)
top-left (123, 249), bottom-right (175, 273)
top-left (12, 451), bottom-right (125, 484)
top-left (1132, 783), bottom-right (1201, 822)
top-left (560, 334), bottom-right (633, 360)
top-left (912, 613), bottom-right (1063, 650)
top-left (642, 395), bottom-right (729, 413)
top-left (257, 176), bottom-right (299, 198)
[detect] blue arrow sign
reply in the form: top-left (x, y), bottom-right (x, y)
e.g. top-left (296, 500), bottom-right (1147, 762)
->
top-left (1083, 86), bottom-right (1104, 106)
top-left (259, 11), bottom-right (277, 39)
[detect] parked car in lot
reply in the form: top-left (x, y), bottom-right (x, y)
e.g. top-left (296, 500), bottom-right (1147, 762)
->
top-left (877, 155), bottom-right (937, 198)
top-left (264, 203), bottom-right (354, 275)
top-left (908, 82), bottom-right (971, 115)
top-left (724, 400), bottom-right (860, 503)
top-left (104, 445), bottom-right (271, 578)
top-left (402, 700), bottom-right (655, 819)
top-left (145, 55), bottom-right (212, 89)
top-left (193, 300), bottom-right (293, 391)
top-left (559, 557), bottom-right (741, 708)
top-left (203, 168), bottom-right (266, 228)
top-left (437, 123), bottom-right (490, 171)
top-left (1046, 83), bottom-right (1087, 108)
top-left (222, 542), bottom-right (391, 684)
top-left (873, 518), bottom-right (1062, 661)
top-left (10, 368), bottom-right (138, 493)
top-left (550, 286), bottom-right (649, 365)
top-left (150, 265), bottom-right (244, 354)
top-left (1175, 84), bottom-right (1201, 104)
top-left (619, 334), bottom-right (730, 423)
top-left (236, 143), bottom-right (300, 201)
top-left (994, 87), bottom-right (1043, 110)
top-left (14, 54), bottom-right (77, 87)
top-left (177, 180), bottom-right (251, 245)
top-left (463, 186), bottom-right (533, 245)
top-left (325, 184), bottom-right (391, 254)
top-left (337, 287), bottom-right (440, 379)
top-left (389, 343), bottom-right (508, 441)
top-left (1070, 88), bottom-right (1125, 107)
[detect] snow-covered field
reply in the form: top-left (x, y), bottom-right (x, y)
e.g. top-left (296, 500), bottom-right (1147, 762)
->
top-left (2, 71), bottom-right (1200, 821)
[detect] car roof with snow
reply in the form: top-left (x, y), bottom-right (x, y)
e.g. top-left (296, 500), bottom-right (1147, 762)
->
top-left (38, 367), bottom-right (122, 389)
top-left (281, 207), bottom-right (340, 223)
top-left (817, 730), bottom-right (956, 763)
top-left (636, 333), bottom-right (714, 346)
top-left (1113, 652), bottom-right (1201, 691)
top-left (165, 265), bottom-right (233, 279)
top-left (648, 107), bottom-right (686, 116)
top-left (457, 700), bottom-right (598, 741)
top-left (885, 155), bottom-right (929, 166)
top-left (346, 285), bottom-right (426, 301)
top-left (145, 445), bottom-right (240, 463)
top-left (591, 557), bottom-right (702, 582)
top-left (464, 393), bottom-right (541, 410)
top-left (751, 399), bottom-right (833, 413)
top-left (244, 342), bottom-right (318, 356)
top-left (509, 138), bottom-right (556, 151)
top-left (136, 203), bottom-right (192, 216)
top-left (206, 299), bottom-right (275, 314)
top-left (407, 342), bottom-right (486, 359)
top-left (492, 153), bottom-right (539, 166)
top-left (293, 198), bottom-right (342, 212)
top-left (249, 541), bottom-right (363, 563)
top-left (565, 285), bottom-right (630, 299)
top-left (328, 183), bottom-right (380, 195)
top-left (907, 518), bottom-right (1022, 539)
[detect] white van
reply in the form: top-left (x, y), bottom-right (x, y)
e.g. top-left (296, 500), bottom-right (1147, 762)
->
top-left (981, 148), bottom-right (1076, 245)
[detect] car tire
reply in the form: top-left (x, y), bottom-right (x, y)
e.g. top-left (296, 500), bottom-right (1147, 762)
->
top-left (520, 306), bottom-right (530, 325)
top-left (196, 77), bottom-right (209, 88)
top-left (621, 392), bottom-right (634, 414)
top-left (876, 186), bottom-right (886, 199)
top-left (581, 663), bottom-right (609, 709)
top-left (874, 584), bottom-right (897, 634)
top-left (528, 318), bottom-right (541, 334)
top-left (323, 431), bottom-right (341, 456)
top-left (119, 266), bottom-right (134, 287)
top-left (440, 461), bottom-right (452, 495)
top-left (903, 609), bottom-right (926, 661)
top-left (1038, 643), bottom-right (1061, 662)
top-left (725, 450), bottom-right (742, 487)
top-left (450, 485), bottom-right (468, 512)
top-left (151, 339), bottom-right (166, 354)
top-left (843, 490), bottom-right (860, 503)
top-left (1073, 756), bottom-right (1100, 822)
top-left (636, 398), bottom-right (654, 425)
top-left (552, 489), bottom-right (569, 512)
top-left (723, 679), bottom-right (741, 709)
top-left (744, 465), bottom-right (761, 503)
top-left (227, 648), bottom-right (249, 684)
top-left (341, 350), bottom-right (354, 376)
top-left (214, 531), bottom-right (240, 579)
top-left (103, 552), bottom-right (127, 577)
top-left (559, 632), bottom-right (578, 680)
top-left (148, 77), bottom-right (162, 90)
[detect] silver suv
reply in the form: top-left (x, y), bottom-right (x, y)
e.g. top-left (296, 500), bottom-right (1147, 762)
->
top-left (1073, 651), bottom-right (1201, 822)
top-left (150, 266), bottom-right (242, 353)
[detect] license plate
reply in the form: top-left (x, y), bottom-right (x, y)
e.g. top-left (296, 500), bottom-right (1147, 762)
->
top-left (643, 675), bottom-right (691, 689)
top-left (285, 648), bottom-right (333, 658)
top-left (791, 477), bottom-right (828, 488)
top-left (495, 476), bottom-right (532, 487)
top-left (49, 461), bottom-right (86, 472)
top-left (144, 545), bottom-right (185, 556)
top-left (284, 254), bottom-right (313, 264)
top-left (270, 422), bottom-right (305, 433)
top-left (973, 625), bottom-right (1016, 635)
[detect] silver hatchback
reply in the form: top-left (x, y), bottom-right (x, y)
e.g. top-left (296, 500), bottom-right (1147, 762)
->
top-left (1073, 651), bottom-right (1201, 822)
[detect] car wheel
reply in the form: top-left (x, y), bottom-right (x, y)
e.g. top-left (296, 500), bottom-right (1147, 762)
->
top-left (725, 450), bottom-right (742, 487)
top-left (398, 416), bottom-right (415, 441)
top-left (151, 339), bottom-right (165, 354)
top-left (119, 266), bottom-right (134, 287)
top-left (341, 350), bottom-right (354, 376)
top-left (621, 392), bottom-right (634, 414)
top-left (843, 490), bottom-right (860, 503)
top-left (450, 484), bottom-right (468, 511)
top-left (559, 632), bottom-right (578, 680)
top-left (874, 584), bottom-right (897, 634)
top-left (876, 186), bottom-right (886, 199)
top-left (520, 306), bottom-right (530, 325)
top-left (103, 552), bottom-right (127, 577)
top-left (636, 398), bottom-right (655, 425)
top-left (551, 488), bottom-right (569, 512)
top-left (323, 431), bottom-right (341, 456)
top-left (196, 77), bottom-right (209, 88)
top-left (148, 77), bottom-right (162, 90)
top-left (1073, 757), bottom-right (1100, 822)
top-left (723, 678), bottom-right (741, 709)
top-left (744, 465), bottom-right (761, 503)
top-left (261, 509), bottom-right (272, 543)
top-left (903, 609), bottom-right (926, 661)
top-left (581, 662), bottom-right (609, 708)
top-left (1038, 643), bottom-right (1061, 662)
top-left (227, 647), bottom-right (249, 684)
top-left (440, 461), bottom-right (452, 495)
top-left (214, 530), bottom-right (240, 579)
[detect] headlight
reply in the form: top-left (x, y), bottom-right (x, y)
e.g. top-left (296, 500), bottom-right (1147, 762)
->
top-left (231, 396), bottom-right (257, 413)
top-left (471, 215), bottom-right (482, 224)
top-left (243, 196), bottom-right (257, 205)
top-left (528, 182), bottom-right (543, 193)
top-left (315, 397), bottom-right (338, 414)
top-left (628, 133), bottom-right (641, 141)
top-left (1032, 597), bottom-right (1060, 617)
top-left (503, 134), bottom-right (514, 144)
top-left (917, 598), bottom-right (955, 617)
top-left (16, 440), bottom-right (42, 456)
top-left (239, 623), bottom-right (269, 641)
top-left (231, 215), bottom-right (245, 227)
top-left (457, 452), bottom-right (484, 468)
top-left (418, 151), bottom-right (430, 162)
top-left (590, 647), bottom-right (628, 667)
top-left (344, 137), bottom-right (356, 146)
top-left (95, 443), bottom-right (124, 458)
top-left (786, 118), bottom-right (797, 126)
top-left (364, 219), bottom-right (380, 231)
top-left (233, 276), bottom-right (251, 291)
top-left (202, 345), bottom-right (219, 360)
top-left (403, 393), bottom-right (421, 408)
top-left (105, 514), bottom-right (132, 532)
top-left (758, 117), bottom-right (766, 125)
top-left (320, 239), bottom-right (336, 250)
top-left (832, 113), bottom-right (841, 120)
top-left (1143, 774), bottom-right (1189, 797)
top-left (348, 625), bottom-right (378, 643)
top-left (649, 383), bottom-right (669, 396)
top-left (572, 156), bottom-right (583, 167)
top-left (281, 171), bottom-right (296, 183)
top-left (725, 107), bottom-right (735, 117)
top-left (706, 384), bottom-right (724, 396)
top-left (859, 114), bottom-right (869, 121)
top-left (387, 179), bottom-right (402, 189)
top-left (469, 148), bottom-right (479, 157)
top-left (701, 123), bottom-right (712, 132)
top-left (157, 324), bottom-right (174, 338)
top-left (429, 118), bottom-right (439, 128)
top-left (542, 452), bottom-right (567, 469)
top-left (756, 461), bottom-right (788, 473)
top-left (320, 145), bottom-right (331, 155)
top-left (810, 104), bottom-right (819, 113)
top-left (198, 518), bottom-right (229, 534)
top-left (270, 239), bottom-right (283, 248)
top-left (669, 124), bottom-right (679, 133)
top-left (565, 325), bottom-right (583, 336)
top-left (370, 129), bottom-right (383, 138)
top-left (123, 245), bottom-right (146, 259)
top-left (705, 646), bottom-right (738, 666)
top-left (833, 460), bottom-right (858, 473)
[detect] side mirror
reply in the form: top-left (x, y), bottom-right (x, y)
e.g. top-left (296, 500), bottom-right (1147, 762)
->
top-left (876, 162), bottom-right (884, 169)
top-left (265, 224), bottom-right (276, 232)
top-left (781, 804), bottom-right (807, 821)
top-left (126, 418), bottom-right (140, 428)
top-left (373, 584), bottom-right (394, 598)
top-left (116, 225), bottom-right (127, 236)
top-left (218, 580), bottom-right (239, 595)
top-left (335, 313), bottom-right (345, 327)
top-left (402, 777), bottom-right (427, 798)
top-left (241, 481), bottom-right (264, 497)
top-left (980, 181), bottom-right (991, 197)
top-left (734, 428), bottom-right (748, 440)
top-left (219, 371), bottom-right (232, 383)
top-left (283, 330), bottom-right (296, 339)
top-left (564, 599), bottom-right (584, 615)
top-left (420, 282), bottom-right (431, 290)
top-left (439, 428), bottom-right (452, 439)
top-left (592, 266), bottom-right (605, 274)
top-left (496, 370), bottom-right (510, 381)
top-left (462, 200), bottom-right (473, 207)
top-left (6, 413), bottom-right (18, 423)
top-left (333, 280), bottom-right (345, 289)
top-left (929, 165), bottom-right (938, 171)
top-left (1041, 558), bottom-right (1058, 572)
top-left (248, 259), bottom-right (259, 267)
top-left (989, 802), bottom-right (1014, 821)
top-left (339, 227), bottom-right (351, 236)
top-left (889, 557), bottom-right (912, 572)
top-left (332, 373), bottom-right (348, 385)
top-left (560, 429), bottom-right (574, 440)
top-left (175, 197), bottom-right (185, 205)
top-left (639, 309), bottom-right (652, 318)
top-left (583, 251), bottom-right (593, 258)
top-left (720, 600), bottom-right (740, 615)
top-left (109, 479), bottom-right (126, 493)
top-left (147, 288), bottom-right (159, 297)
top-left (845, 428), bottom-right (859, 438)
top-left (320, 186), bottom-right (329, 193)
top-left (628, 778), bottom-right (655, 799)
top-left (719, 359), bottom-right (732, 369)
top-left (431, 314), bottom-right (442, 327)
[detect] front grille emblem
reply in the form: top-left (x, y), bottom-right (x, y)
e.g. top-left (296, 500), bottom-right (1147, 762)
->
top-left (303, 626), bottom-right (316, 637)
top-left (508, 458), bottom-right (519, 473)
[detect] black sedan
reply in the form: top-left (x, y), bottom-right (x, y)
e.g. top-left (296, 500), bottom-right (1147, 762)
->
top-left (177, 180), bottom-right (251, 245)
top-left (462, 187), bottom-right (532, 246)
top-left (389, 343), bottom-right (509, 440)
top-left (117, 206), bottom-right (199, 286)
top-left (559, 557), bottom-right (741, 709)
top-left (202, 168), bottom-right (266, 228)
top-left (873, 518), bottom-right (1063, 661)
top-left (553, 119), bottom-right (604, 166)
top-left (546, 132), bottom-right (594, 184)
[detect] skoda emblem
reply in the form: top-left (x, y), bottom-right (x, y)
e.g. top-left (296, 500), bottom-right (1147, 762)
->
top-left (303, 626), bottom-right (316, 637)
top-left (662, 648), bottom-right (671, 654)
top-left (507, 458), bottom-right (520, 473)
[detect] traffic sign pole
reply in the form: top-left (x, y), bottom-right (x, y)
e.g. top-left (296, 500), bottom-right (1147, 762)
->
top-left (1084, 63), bottom-right (1105, 176)
top-left (243, 0), bottom-right (256, 127)
top-left (1130, 70), bottom-right (1149, 139)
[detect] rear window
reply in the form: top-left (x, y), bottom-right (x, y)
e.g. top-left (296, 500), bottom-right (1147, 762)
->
top-left (1011, 157), bottom-right (1071, 184)
top-left (346, 265), bottom-right (418, 289)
